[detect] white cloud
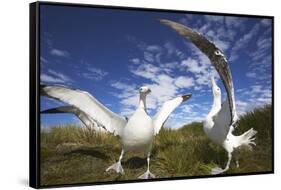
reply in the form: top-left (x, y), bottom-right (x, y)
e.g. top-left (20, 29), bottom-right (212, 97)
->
top-left (180, 53), bottom-right (218, 87)
top-left (181, 58), bottom-right (206, 74)
top-left (235, 25), bottom-right (259, 50)
top-left (159, 62), bottom-right (179, 73)
top-left (110, 81), bottom-right (139, 116)
top-left (41, 74), bottom-right (66, 83)
top-left (164, 105), bottom-right (205, 129)
top-left (41, 69), bottom-right (73, 84)
top-left (244, 25), bottom-right (272, 83)
top-left (236, 99), bottom-right (250, 114)
top-left (48, 69), bottom-right (72, 82)
top-left (130, 63), bottom-right (160, 80)
top-left (146, 45), bottom-right (162, 52)
top-left (82, 67), bottom-right (108, 81)
top-left (181, 104), bottom-right (192, 114)
top-left (225, 16), bottom-right (245, 29)
top-left (213, 38), bottom-right (230, 51)
top-left (230, 23), bottom-right (260, 61)
top-left (163, 41), bottom-right (185, 59)
top-left (174, 76), bottom-right (194, 88)
top-left (261, 19), bottom-right (271, 27)
top-left (246, 72), bottom-right (257, 78)
top-left (120, 95), bottom-right (139, 108)
top-left (204, 15), bottom-right (224, 23)
top-left (40, 56), bottom-right (48, 63)
top-left (143, 52), bottom-right (154, 62)
top-left (130, 58), bottom-right (140, 64)
top-left (111, 81), bottom-right (136, 91)
top-left (50, 48), bottom-right (70, 57)
top-left (235, 83), bottom-right (272, 115)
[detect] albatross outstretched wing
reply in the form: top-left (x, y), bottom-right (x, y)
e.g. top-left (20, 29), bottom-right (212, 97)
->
top-left (153, 94), bottom-right (192, 135)
top-left (160, 19), bottom-right (238, 125)
top-left (41, 106), bottom-right (107, 132)
top-left (41, 85), bottom-right (127, 136)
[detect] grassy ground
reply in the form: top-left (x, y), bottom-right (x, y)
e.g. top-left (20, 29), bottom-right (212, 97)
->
top-left (40, 104), bottom-right (273, 186)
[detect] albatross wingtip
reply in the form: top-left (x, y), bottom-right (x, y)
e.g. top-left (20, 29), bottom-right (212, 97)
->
top-left (182, 94), bottom-right (192, 102)
top-left (159, 19), bottom-right (178, 26)
top-left (40, 84), bottom-right (48, 95)
top-left (159, 19), bottom-right (170, 24)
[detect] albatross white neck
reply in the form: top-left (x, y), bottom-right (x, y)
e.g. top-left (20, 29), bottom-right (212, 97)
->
top-left (208, 91), bottom-right (221, 118)
top-left (139, 93), bottom-right (147, 111)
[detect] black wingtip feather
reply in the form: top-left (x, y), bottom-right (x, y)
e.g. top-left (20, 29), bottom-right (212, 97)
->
top-left (40, 84), bottom-right (47, 95)
top-left (182, 94), bottom-right (192, 101)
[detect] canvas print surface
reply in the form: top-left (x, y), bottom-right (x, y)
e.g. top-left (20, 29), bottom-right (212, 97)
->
top-left (38, 3), bottom-right (273, 187)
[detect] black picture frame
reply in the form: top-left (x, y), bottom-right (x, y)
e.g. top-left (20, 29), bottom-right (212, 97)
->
top-left (30, 1), bottom-right (274, 188)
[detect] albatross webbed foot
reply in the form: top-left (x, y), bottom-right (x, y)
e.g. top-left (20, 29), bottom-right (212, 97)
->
top-left (106, 161), bottom-right (124, 174)
top-left (138, 170), bottom-right (155, 179)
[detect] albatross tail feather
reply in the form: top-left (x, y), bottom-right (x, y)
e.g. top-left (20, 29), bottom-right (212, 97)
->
top-left (237, 128), bottom-right (257, 150)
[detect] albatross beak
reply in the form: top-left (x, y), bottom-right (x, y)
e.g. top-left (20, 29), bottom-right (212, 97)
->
top-left (160, 19), bottom-right (237, 124)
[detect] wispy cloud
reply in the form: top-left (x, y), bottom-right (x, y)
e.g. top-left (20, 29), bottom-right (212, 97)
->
top-left (236, 84), bottom-right (272, 114)
top-left (41, 74), bottom-right (66, 83)
top-left (181, 58), bottom-right (206, 74)
top-left (41, 69), bottom-right (73, 84)
top-left (174, 76), bottom-right (194, 88)
top-left (81, 67), bottom-right (108, 81)
top-left (245, 71), bottom-right (257, 78)
top-left (230, 22), bottom-right (260, 61)
top-left (245, 21), bottom-right (272, 81)
top-left (50, 48), bottom-right (70, 58)
top-left (110, 81), bottom-right (138, 116)
top-left (181, 45), bottom-right (219, 88)
top-left (40, 56), bottom-right (48, 64)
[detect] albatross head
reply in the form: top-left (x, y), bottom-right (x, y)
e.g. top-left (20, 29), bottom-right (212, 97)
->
top-left (139, 86), bottom-right (151, 95)
top-left (211, 77), bottom-right (221, 98)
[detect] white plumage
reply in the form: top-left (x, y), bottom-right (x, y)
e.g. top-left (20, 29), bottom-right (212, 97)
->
top-left (204, 77), bottom-right (257, 174)
top-left (41, 85), bottom-right (192, 178)
top-left (160, 19), bottom-right (257, 174)
top-left (41, 85), bottom-right (126, 135)
top-left (41, 105), bottom-right (107, 133)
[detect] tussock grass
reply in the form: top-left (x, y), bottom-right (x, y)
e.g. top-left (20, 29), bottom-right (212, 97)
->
top-left (40, 104), bottom-right (273, 186)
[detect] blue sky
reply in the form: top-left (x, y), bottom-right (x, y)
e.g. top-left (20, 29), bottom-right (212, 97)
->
top-left (40, 4), bottom-right (272, 129)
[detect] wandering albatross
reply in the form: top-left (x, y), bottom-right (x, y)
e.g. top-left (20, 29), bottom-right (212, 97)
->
top-left (204, 77), bottom-right (257, 174)
top-left (160, 19), bottom-right (257, 174)
top-left (41, 85), bottom-right (192, 179)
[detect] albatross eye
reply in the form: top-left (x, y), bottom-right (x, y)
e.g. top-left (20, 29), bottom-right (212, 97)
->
top-left (215, 50), bottom-right (221, 55)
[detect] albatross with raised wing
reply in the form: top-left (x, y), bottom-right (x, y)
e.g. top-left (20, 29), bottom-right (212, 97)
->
top-left (41, 85), bottom-right (192, 178)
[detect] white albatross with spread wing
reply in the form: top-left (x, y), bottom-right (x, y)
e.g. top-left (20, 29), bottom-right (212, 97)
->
top-left (41, 85), bottom-right (192, 179)
top-left (160, 19), bottom-right (257, 174)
